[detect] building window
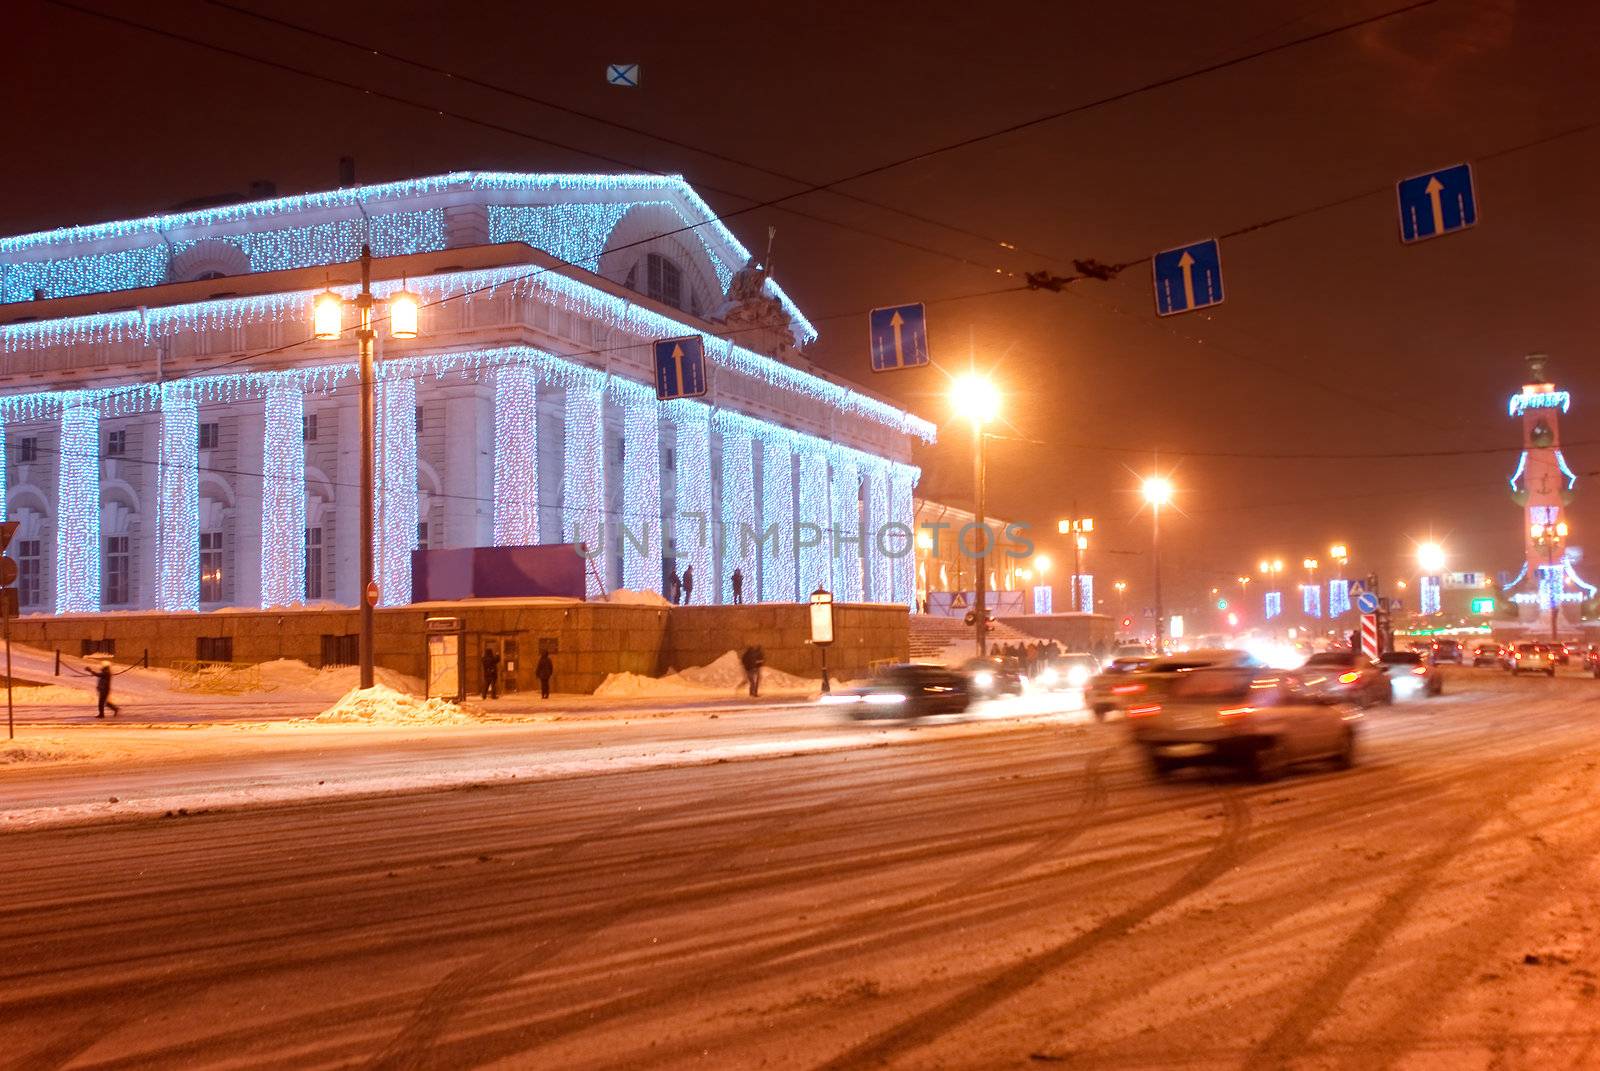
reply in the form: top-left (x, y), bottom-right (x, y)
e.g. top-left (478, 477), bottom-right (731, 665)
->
top-left (321, 634), bottom-right (359, 668)
top-left (107, 430), bottom-right (126, 457)
top-left (18, 438), bottom-right (37, 463)
top-left (199, 422), bottom-right (220, 450)
top-left (305, 526), bottom-right (322, 600)
top-left (200, 531), bottom-right (223, 602)
top-left (81, 639), bottom-right (116, 657)
top-left (17, 539), bottom-right (41, 607)
top-left (104, 535), bottom-right (130, 605)
top-left (303, 414), bottom-right (318, 443)
top-left (417, 521), bottom-right (429, 549)
top-left (415, 406), bottom-right (424, 436)
top-left (197, 636), bottom-right (234, 663)
top-left (646, 253), bottom-right (683, 310)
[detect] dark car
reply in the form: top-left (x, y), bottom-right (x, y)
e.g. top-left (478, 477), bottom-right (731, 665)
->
top-left (1511, 642), bottom-right (1557, 677)
top-left (1585, 646), bottom-right (1600, 678)
top-left (962, 656), bottom-right (1026, 697)
top-left (1470, 642), bottom-right (1504, 667)
top-left (820, 663), bottom-right (971, 718)
top-left (1378, 650), bottom-right (1443, 697)
top-left (1296, 651), bottom-right (1392, 707)
top-left (1430, 639), bottom-right (1464, 665)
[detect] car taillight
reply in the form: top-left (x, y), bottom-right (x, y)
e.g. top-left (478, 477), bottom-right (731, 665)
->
top-left (1338, 671), bottom-right (1360, 684)
top-left (1411, 666), bottom-right (1428, 676)
top-left (1126, 704), bottom-right (1161, 718)
top-left (1111, 683), bottom-right (1146, 695)
top-left (1217, 706), bottom-right (1253, 720)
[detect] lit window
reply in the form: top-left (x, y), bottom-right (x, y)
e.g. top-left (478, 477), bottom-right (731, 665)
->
top-left (200, 531), bottom-right (224, 603)
top-left (305, 526), bottom-right (322, 599)
top-left (104, 535), bottom-right (130, 605)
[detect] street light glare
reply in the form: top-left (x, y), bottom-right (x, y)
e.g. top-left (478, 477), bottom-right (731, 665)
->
top-left (1035, 554), bottom-right (1052, 573)
top-left (1417, 541), bottom-right (1446, 573)
top-left (951, 373), bottom-right (1000, 425)
top-left (1141, 476), bottom-right (1173, 506)
top-left (389, 288), bottom-right (421, 340)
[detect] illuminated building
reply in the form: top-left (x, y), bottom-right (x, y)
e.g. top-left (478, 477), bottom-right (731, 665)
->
top-left (0, 172), bottom-right (929, 615)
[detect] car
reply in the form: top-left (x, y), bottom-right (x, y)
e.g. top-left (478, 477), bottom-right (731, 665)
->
top-left (1295, 651), bottom-right (1392, 707)
top-left (1430, 638), bottom-right (1464, 665)
top-left (1556, 642), bottom-right (1576, 666)
top-left (1035, 651), bottom-right (1100, 692)
top-left (1112, 644), bottom-right (1151, 660)
top-left (820, 663), bottom-right (971, 718)
top-left (962, 656), bottom-right (1026, 697)
top-left (1086, 655), bottom-right (1155, 718)
top-left (1470, 642), bottom-right (1504, 667)
top-left (1510, 642), bottom-right (1557, 676)
top-left (1585, 645), bottom-right (1600, 678)
top-left (1123, 663), bottom-right (1358, 780)
top-left (1377, 650), bottom-right (1443, 696)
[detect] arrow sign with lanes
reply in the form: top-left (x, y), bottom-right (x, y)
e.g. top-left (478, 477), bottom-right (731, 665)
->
top-left (869, 303), bottom-right (929, 372)
top-left (653, 335), bottom-right (707, 400)
top-left (1397, 163), bottom-right (1477, 243)
top-left (1152, 238), bottom-right (1224, 316)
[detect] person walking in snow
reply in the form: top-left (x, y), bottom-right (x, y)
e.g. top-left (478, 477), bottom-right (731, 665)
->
top-left (480, 646), bottom-right (500, 700)
top-left (682, 564), bottom-right (695, 604)
top-left (75, 660), bottom-right (120, 718)
top-left (731, 567), bottom-right (744, 605)
top-left (667, 568), bottom-right (681, 606)
top-left (740, 645), bottom-right (765, 698)
top-left (536, 650), bottom-right (554, 700)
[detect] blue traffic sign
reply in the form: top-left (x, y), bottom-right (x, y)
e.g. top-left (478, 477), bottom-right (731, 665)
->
top-left (1152, 239), bottom-right (1224, 316)
top-left (1356, 591), bottom-right (1380, 615)
top-left (869, 303), bottom-right (929, 372)
top-left (654, 336), bottom-right (706, 400)
top-left (1397, 163), bottom-right (1477, 243)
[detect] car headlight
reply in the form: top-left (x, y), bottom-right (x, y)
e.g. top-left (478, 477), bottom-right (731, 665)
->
top-left (863, 692), bottom-right (908, 706)
top-left (819, 694), bottom-right (862, 705)
top-left (973, 671), bottom-right (995, 688)
top-left (1066, 666), bottom-right (1091, 687)
top-left (1038, 667), bottom-right (1059, 686)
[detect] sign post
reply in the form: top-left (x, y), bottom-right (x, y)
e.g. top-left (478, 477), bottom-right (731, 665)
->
top-left (809, 586), bottom-right (834, 694)
top-left (1360, 612), bottom-right (1380, 663)
top-left (868, 303), bottom-right (930, 371)
top-left (1152, 238), bottom-right (1224, 316)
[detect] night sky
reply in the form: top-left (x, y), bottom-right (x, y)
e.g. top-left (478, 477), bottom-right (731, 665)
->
top-left (9, 0), bottom-right (1599, 622)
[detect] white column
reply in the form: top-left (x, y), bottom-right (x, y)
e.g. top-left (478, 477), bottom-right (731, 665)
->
top-left (795, 447), bottom-right (831, 597)
top-left (562, 378), bottom-right (608, 597)
top-left (617, 383), bottom-right (662, 593)
top-left (260, 387), bottom-right (306, 608)
top-left (891, 464), bottom-right (920, 610)
top-left (759, 435), bottom-right (794, 602)
top-left (155, 396), bottom-right (199, 611)
top-left (829, 451), bottom-right (863, 602)
top-left (443, 387), bottom-right (492, 549)
top-left (56, 405), bottom-right (100, 613)
top-left (864, 460), bottom-right (893, 603)
top-left (375, 376), bottom-right (418, 607)
top-left (665, 404), bottom-right (713, 603)
top-left (493, 364), bottom-right (539, 546)
top-left (717, 417), bottom-right (756, 603)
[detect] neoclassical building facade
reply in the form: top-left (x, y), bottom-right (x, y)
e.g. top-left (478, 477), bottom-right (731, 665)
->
top-left (0, 172), bottom-right (930, 616)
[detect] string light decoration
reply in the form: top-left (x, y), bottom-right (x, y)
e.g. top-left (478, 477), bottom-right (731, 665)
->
top-left (493, 364), bottom-right (540, 546)
top-left (664, 403), bottom-right (713, 602)
top-left (889, 464), bottom-right (920, 609)
top-left (1508, 388), bottom-right (1571, 416)
top-left (611, 377), bottom-right (661, 593)
top-left (714, 416), bottom-right (756, 604)
top-left (1265, 590), bottom-right (1282, 620)
top-left (155, 395), bottom-right (199, 611)
top-left (488, 204), bottom-right (632, 272)
top-left (1329, 577), bottom-right (1351, 617)
top-left (796, 449), bottom-right (832, 594)
top-left (760, 435), bottom-right (794, 602)
top-left (1077, 574), bottom-right (1094, 614)
top-left (0, 419), bottom-right (6, 522)
top-left (260, 387), bottom-right (307, 608)
top-left (563, 376), bottom-right (608, 596)
top-left (56, 406), bottom-right (100, 613)
top-left (863, 461), bottom-right (893, 602)
top-left (829, 451), bottom-right (863, 602)
top-left (1420, 575), bottom-right (1441, 615)
top-left (1302, 584), bottom-right (1322, 618)
top-left (0, 170), bottom-right (816, 341)
top-left (375, 375), bottom-right (418, 608)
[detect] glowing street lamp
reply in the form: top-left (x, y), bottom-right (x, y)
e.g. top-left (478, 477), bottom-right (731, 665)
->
top-left (1416, 542), bottom-right (1446, 575)
top-left (951, 373), bottom-right (999, 655)
top-left (1142, 476), bottom-right (1173, 653)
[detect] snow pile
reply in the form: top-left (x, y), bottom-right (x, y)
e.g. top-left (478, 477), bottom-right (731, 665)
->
top-left (606, 588), bottom-right (673, 607)
top-left (258, 659), bottom-right (422, 699)
top-left (0, 737), bottom-right (82, 763)
top-left (594, 650), bottom-right (817, 699)
top-left (310, 685), bottom-right (477, 725)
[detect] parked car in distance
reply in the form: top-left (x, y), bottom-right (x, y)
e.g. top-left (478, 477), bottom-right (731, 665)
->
top-left (1378, 650), bottom-right (1443, 697)
top-left (1123, 664), bottom-right (1358, 780)
top-left (1112, 643), bottom-right (1151, 660)
top-left (1510, 642), bottom-right (1557, 677)
top-left (962, 656), bottom-right (1026, 697)
top-left (1471, 642), bottom-right (1505, 667)
top-left (820, 663), bottom-right (971, 718)
top-left (1430, 638), bottom-right (1464, 665)
top-left (1556, 642), bottom-right (1575, 666)
top-left (1087, 655), bottom-right (1155, 719)
top-left (1295, 651), bottom-right (1392, 707)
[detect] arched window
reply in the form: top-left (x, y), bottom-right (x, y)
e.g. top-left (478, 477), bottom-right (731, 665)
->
top-left (645, 253), bottom-right (683, 310)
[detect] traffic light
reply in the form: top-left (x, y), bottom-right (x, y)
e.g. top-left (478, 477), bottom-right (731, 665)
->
top-left (1122, 616), bottom-right (1133, 629)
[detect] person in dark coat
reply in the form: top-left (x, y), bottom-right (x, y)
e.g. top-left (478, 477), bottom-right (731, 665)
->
top-left (740, 645), bottom-right (765, 697)
top-left (731, 567), bottom-right (744, 605)
top-left (535, 650), bottom-right (554, 699)
top-left (92, 663), bottom-right (119, 718)
top-left (682, 564), bottom-right (695, 604)
top-left (480, 646), bottom-right (500, 700)
top-left (667, 568), bottom-right (681, 606)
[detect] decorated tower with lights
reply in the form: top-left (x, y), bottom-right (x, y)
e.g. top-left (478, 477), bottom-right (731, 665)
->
top-left (1505, 354), bottom-right (1595, 628)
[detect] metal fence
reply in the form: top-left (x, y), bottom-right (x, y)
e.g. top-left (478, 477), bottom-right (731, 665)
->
top-left (167, 660), bottom-right (263, 695)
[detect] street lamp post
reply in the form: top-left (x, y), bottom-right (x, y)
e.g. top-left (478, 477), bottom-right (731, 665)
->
top-left (1531, 522), bottom-right (1568, 643)
top-left (313, 246), bottom-right (421, 690)
top-left (1142, 477), bottom-right (1173, 653)
top-left (1058, 514), bottom-right (1094, 613)
top-left (952, 374), bottom-right (1000, 656)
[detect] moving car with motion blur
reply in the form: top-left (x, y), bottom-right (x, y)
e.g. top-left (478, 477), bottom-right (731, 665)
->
top-left (1035, 652), bottom-right (1100, 692)
top-left (1378, 650), bottom-right (1443, 696)
top-left (1510, 642), bottom-right (1557, 676)
top-left (962, 656), bottom-right (1026, 698)
top-left (1086, 654), bottom-right (1155, 719)
top-left (1471, 642), bottom-right (1506, 668)
top-left (1429, 638), bottom-right (1464, 665)
top-left (1294, 651), bottom-right (1392, 707)
top-left (1112, 643), bottom-right (1151, 660)
top-left (820, 663), bottom-right (971, 718)
top-left (1123, 661), bottom-right (1358, 780)
top-left (1585, 645), bottom-right (1600, 678)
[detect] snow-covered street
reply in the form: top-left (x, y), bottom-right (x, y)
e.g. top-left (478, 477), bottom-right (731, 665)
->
top-left (5, 667), bottom-right (1600, 1067)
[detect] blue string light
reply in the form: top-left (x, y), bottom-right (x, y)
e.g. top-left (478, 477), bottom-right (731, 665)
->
top-left (1302, 584), bottom-right (1322, 618)
top-left (1420, 576), bottom-right (1441, 615)
top-left (562, 377), bottom-right (608, 596)
top-left (375, 374), bottom-right (418, 608)
top-left (488, 204), bottom-right (632, 272)
top-left (829, 451), bottom-right (863, 602)
top-left (260, 387), bottom-right (306, 608)
top-left (1265, 590), bottom-right (1282, 620)
top-left (664, 404), bottom-right (713, 602)
top-left (713, 415), bottom-right (756, 603)
top-left (760, 436), bottom-right (795, 602)
top-left (796, 449), bottom-right (832, 595)
top-left (1328, 578), bottom-right (1350, 617)
top-left (1078, 574), bottom-right (1094, 614)
top-left (493, 363), bottom-right (540, 546)
top-left (864, 461), bottom-right (892, 602)
top-left (610, 377), bottom-right (661, 593)
top-left (155, 395), bottom-right (199, 612)
top-left (890, 464), bottom-right (919, 609)
top-left (56, 406), bottom-right (100, 613)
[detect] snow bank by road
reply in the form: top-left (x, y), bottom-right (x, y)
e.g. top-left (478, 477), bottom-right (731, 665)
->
top-left (595, 651), bottom-right (817, 699)
top-left (310, 685), bottom-right (476, 725)
top-left (0, 737), bottom-right (86, 763)
top-left (606, 588), bottom-right (673, 607)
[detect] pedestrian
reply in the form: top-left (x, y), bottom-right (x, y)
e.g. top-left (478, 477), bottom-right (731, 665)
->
top-left (731, 567), bottom-right (744, 605)
top-left (536, 649), bottom-right (554, 700)
top-left (480, 645), bottom-right (500, 700)
top-left (740, 644), bottom-right (765, 697)
top-left (682, 564), bottom-right (695, 604)
top-left (91, 662), bottom-right (119, 718)
top-left (666, 568), bottom-right (681, 606)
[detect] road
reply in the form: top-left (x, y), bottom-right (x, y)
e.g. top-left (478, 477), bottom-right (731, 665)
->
top-left (4, 668), bottom-right (1600, 1069)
